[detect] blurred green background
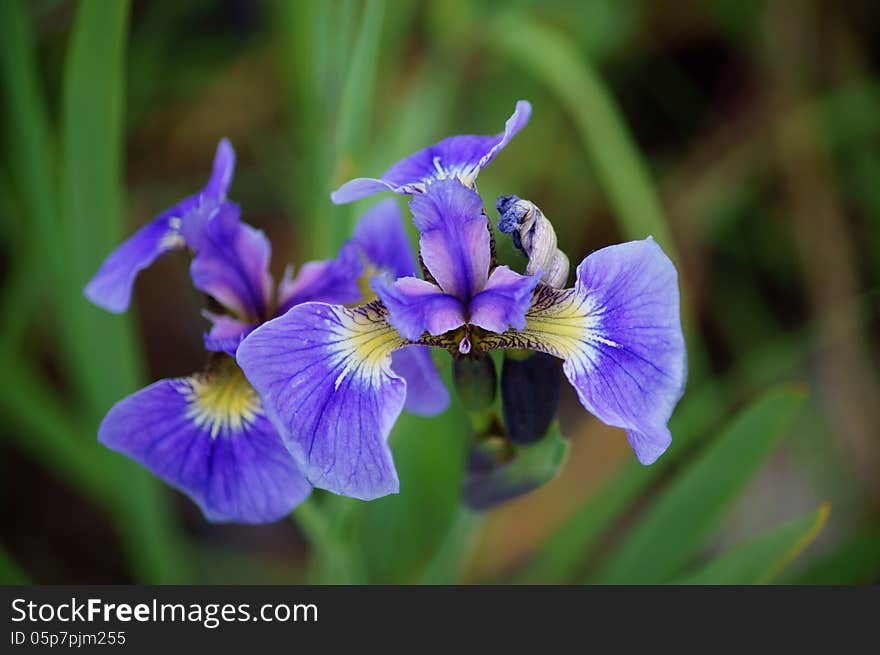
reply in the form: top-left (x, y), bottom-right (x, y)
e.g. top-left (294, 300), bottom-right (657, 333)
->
top-left (1, 0), bottom-right (878, 584)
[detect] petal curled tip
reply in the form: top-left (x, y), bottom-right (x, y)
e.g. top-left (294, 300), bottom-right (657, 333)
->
top-left (330, 177), bottom-right (396, 204)
top-left (627, 425), bottom-right (672, 465)
top-left (83, 206), bottom-right (192, 313)
top-left (331, 100), bottom-right (533, 204)
top-left (205, 138), bottom-right (236, 201)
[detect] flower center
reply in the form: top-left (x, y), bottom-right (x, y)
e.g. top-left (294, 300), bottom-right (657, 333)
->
top-left (185, 358), bottom-right (260, 438)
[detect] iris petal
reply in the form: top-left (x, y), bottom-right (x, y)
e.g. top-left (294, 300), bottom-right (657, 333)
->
top-left (276, 243), bottom-right (363, 315)
top-left (84, 200), bottom-right (195, 313)
top-left (469, 265), bottom-right (540, 333)
top-left (391, 346), bottom-right (450, 417)
top-left (371, 276), bottom-right (466, 341)
top-left (84, 139), bottom-right (236, 313)
top-left (352, 198), bottom-right (417, 277)
top-left (482, 238), bottom-right (686, 464)
top-left (410, 179), bottom-right (490, 301)
top-left (237, 301), bottom-right (407, 500)
top-left (187, 202), bottom-right (273, 322)
top-left (98, 362), bottom-right (310, 523)
top-left (330, 101), bottom-right (531, 204)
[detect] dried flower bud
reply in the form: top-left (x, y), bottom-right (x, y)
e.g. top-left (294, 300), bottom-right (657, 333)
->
top-left (497, 195), bottom-right (570, 288)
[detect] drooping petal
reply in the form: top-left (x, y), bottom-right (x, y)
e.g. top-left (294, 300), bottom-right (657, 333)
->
top-left (371, 275), bottom-right (466, 341)
top-left (331, 101), bottom-right (531, 204)
top-left (84, 200), bottom-right (195, 313)
top-left (84, 139), bottom-right (236, 314)
top-left (276, 243), bottom-right (363, 315)
top-left (410, 179), bottom-right (490, 300)
top-left (236, 301), bottom-right (408, 500)
top-left (352, 198), bottom-right (416, 277)
top-left (202, 311), bottom-right (254, 356)
top-left (483, 238), bottom-right (687, 465)
top-left (390, 346), bottom-right (450, 416)
top-left (98, 362), bottom-right (310, 524)
top-left (469, 265), bottom-right (540, 333)
top-left (186, 202), bottom-right (273, 322)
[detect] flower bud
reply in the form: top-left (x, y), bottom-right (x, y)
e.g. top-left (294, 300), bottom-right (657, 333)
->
top-left (452, 355), bottom-right (497, 411)
top-left (496, 195), bottom-right (570, 288)
top-left (501, 351), bottom-right (562, 444)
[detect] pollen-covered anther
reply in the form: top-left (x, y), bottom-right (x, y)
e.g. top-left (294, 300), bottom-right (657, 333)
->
top-left (497, 195), bottom-right (570, 289)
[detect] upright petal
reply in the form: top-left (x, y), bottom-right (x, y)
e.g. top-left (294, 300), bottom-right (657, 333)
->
top-left (84, 200), bottom-right (195, 313)
top-left (275, 242), bottom-right (363, 315)
top-left (203, 138), bottom-right (236, 201)
top-left (352, 198), bottom-right (417, 277)
top-left (84, 139), bottom-right (237, 314)
top-left (371, 275), bottom-right (466, 341)
top-left (469, 265), bottom-right (540, 333)
top-left (98, 361), bottom-right (310, 524)
top-left (237, 301), bottom-right (407, 500)
top-left (390, 346), bottom-right (450, 416)
top-left (202, 311), bottom-right (254, 356)
top-left (186, 202), bottom-right (273, 322)
top-left (483, 238), bottom-right (687, 465)
top-left (410, 179), bottom-right (490, 300)
top-left (331, 101), bottom-right (531, 203)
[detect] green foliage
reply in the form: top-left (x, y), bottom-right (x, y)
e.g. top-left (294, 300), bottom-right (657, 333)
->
top-left (1, 0), bottom-right (876, 585)
top-left (672, 504), bottom-right (830, 584)
top-left (594, 386), bottom-right (805, 584)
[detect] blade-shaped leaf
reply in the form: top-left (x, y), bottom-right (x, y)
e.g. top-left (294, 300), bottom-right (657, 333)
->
top-left (593, 385), bottom-right (805, 584)
top-left (671, 503), bottom-right (830, 584)
top-left (513, 379), bottom-right (725, 584)
top-left (58, 0), bottom-right (187, 583)
top-left (791, 524), bottom-right (880, 585)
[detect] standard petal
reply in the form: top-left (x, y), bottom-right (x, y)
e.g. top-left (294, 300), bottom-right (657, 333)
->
top-left (84, 200), bottom-right (195, 313)
top-left (202, 311), bottom-right (254, 356)
top-left (236, 301), bottom-right (408, 500)
top-left (330, 100), bottom-right (531, 203)
top-left (275, 242), bottom-right (363, 314)
top-left (390, 346), bottom-right (450, 417)
top-left (469, 265), bottom-right (540, 333)
top-left (410, 178), bottom-right (490, 300)
top-left (98, 365), bottom-right (310, 524)
top-left (203, 138), bottom-right (236, 201)
top-left (187, 202), bottom-right (273, 322)
top-left (352, 198), bottom-right (417, 277)
top-left (371, 275), bottom-right (466, 341)
top-left (483, 238), bottom-right (686, 464)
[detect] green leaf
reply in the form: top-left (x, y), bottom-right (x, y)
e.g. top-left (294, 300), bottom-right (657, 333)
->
top-left (791, 524), bottom-right (880, 585)
top-left (0, 545), bottom-right (30, 584)
top-left (418, 507), bottom-right (483, 585)
top-left (593, 385), bottom-right (805, 584)
top-left (671, 503), bottom-right (831, 584)
top-left (513, 379), bottom-right (726, 584)
top-left (0, 0), bottom-right (61, 335)
top-left (489, 12), bottom-right (675, 254)
top-left (464, 424), bottom-right (570, 510)
top-left (56, 0), bottom-right (188, 583)
top-left (354, 407), bottom-right (471, 583)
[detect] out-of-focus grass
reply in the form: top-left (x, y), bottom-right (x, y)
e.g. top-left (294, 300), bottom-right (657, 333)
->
top-left (1, 0), bottom-right (877, 584)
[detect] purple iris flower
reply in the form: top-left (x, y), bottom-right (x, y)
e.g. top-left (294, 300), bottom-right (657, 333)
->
top-left (238, 173), bottom-right (687, 501)
top-left (86, 141), bottom-right (448, 522)
top-left (330, 100), bottom-right (532, 204)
